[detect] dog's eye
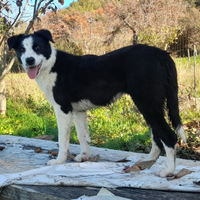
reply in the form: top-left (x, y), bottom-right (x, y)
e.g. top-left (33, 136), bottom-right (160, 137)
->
top-left (19, 47), bottom-right (25, 53)
top-left (34, 45), bottom-right (41, 51)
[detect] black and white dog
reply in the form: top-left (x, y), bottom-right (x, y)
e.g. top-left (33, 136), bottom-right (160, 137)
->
top-left (8, 29), bottom-right (186, 177)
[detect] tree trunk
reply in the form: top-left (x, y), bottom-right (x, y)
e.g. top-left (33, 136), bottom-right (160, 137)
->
top-left (0, 78), bottom-right (6, 115)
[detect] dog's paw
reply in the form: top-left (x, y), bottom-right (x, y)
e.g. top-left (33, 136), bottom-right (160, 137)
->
top-left (74, 153), bottom-right (89, 162)
top-left (47, 158), bottom-right (65, 166)
top-left (156, 168), bottom-right (174, 178)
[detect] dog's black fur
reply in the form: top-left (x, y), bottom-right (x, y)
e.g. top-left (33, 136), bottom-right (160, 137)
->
top-left (8, 30), bottom-right (185, 177)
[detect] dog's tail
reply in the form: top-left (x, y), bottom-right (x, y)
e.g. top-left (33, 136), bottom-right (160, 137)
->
top-left (166, 57), bottom-right (186, 143)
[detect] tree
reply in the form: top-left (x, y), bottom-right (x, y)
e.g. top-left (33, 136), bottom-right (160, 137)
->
top-left (179, 6), bottom-right (200, 47)
top-left (36, 8), bottom-right (109, 55)
top-left (0, 0), bottom-right (60, 115)
top-left (35, 0), bottom-right (188, 57)
top-left (104, 0), bottom-right (187, 48)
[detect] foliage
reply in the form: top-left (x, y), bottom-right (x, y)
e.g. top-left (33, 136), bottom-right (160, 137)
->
top-left (34, 0), bottom-right (188, 55)
top-left (179, 7), bottom-right (200, 47)
top-left (104, 0), bottom-right (187, 48)
top-left (184, 0), bottom-right (200, 7)
top-left (0, 17), bottom-right (8, 35)
top-left (68, 0), bottom-right (105, 13)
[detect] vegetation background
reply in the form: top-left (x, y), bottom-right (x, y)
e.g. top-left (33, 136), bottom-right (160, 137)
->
top-left (1, 0), bottom-right (200, 160)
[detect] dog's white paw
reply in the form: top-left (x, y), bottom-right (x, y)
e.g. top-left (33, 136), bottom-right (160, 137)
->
top-left (74, 153), bottom-right (89, 162)
top-left (156, 168), bottom-right (174, 178)
top-left (47, 158), bottom-right (66, 166)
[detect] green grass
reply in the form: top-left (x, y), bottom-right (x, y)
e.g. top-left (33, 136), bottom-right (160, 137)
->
top-left (0, 97), bottom-right (58, 138)
top-left (1, 55), bottom-right (200, 153)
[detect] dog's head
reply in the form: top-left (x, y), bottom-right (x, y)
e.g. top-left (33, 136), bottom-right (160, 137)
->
top-left (8, 29), bottom-right (55, 79)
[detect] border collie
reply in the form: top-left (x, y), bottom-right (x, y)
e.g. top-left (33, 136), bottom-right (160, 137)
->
top-left (8, 29), bottom-right (186, 177)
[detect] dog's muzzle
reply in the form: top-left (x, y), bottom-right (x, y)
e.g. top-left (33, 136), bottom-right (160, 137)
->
top-left (26, 60), bottom-right (42, 79)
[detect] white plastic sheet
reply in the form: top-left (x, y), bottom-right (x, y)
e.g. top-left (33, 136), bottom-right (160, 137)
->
top-left (0, 135), bottom-right (200, 192)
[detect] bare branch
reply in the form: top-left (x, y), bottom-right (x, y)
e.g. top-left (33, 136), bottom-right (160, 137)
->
top-left (13, 0), bottom-right (30, 27)
top-left (0, 56), bottom-right (16, 81)
top-left (25, 0), bottom-right (53, 35)
top-left (0, 6), bottom-right (21, 46)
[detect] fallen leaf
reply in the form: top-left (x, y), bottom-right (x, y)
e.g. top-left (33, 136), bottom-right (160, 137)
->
top-left (116, 158), bottom-right (131, 163)
top-left (123, 160), bottom-right (156, 173)
top-left (167, 168), bottom-right (194, 181)
top-left (51, 151), bottom-right (58, 157)
top-left (135, 160), bottom-right (156, 170)
top-left (193, 181), bottom-right (200, 186)
top-left (35, 147), bottom-right (43, 153)
top-left (0, 146), bottom-right (5, 151)
top-left (88, 154), bottom-right (100, 162)
top-left (67, 152), bottom-right (76, 160)
top-left (124, 165), bottom-right (140, 173)
top-left (47, 151), bottom-right (58, 157)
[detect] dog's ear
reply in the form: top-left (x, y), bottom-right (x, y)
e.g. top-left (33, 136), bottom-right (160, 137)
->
top-left (7, 34), bottom-right (24, 50)
top-left (34, 29), bottom-right (55, 43)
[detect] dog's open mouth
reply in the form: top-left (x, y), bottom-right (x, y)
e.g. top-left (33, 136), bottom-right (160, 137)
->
top-left (27, 62), bottom-right (42, 79)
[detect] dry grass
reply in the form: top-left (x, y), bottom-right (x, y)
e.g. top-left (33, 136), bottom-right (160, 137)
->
top-left (5, 73), bottom-right (45, 102)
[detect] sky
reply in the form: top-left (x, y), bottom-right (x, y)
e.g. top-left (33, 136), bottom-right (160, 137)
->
top-left (62, 0), bottom-right (77, 8)
top-left (6, 0), bottom-right (77, 23)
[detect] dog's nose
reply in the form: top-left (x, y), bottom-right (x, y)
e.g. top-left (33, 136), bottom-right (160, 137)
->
top-left (26, 57), bottom-right (35, 65)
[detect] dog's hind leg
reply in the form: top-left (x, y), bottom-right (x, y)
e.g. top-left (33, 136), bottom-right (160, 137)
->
top-left (131, 94), bottom-right (177, 177)
top-left (73, 111), bottom-right (91, 162)
top-left (47, 108), bottom-right (73, 165)
top-left (145, 113), bottom-right (177, 178)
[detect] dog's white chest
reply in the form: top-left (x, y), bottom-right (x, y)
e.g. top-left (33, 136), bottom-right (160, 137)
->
top-left (36, 71), bottom-right (57, 105)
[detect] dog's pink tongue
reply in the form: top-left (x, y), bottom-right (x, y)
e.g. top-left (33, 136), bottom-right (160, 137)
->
top-left (27, 67), bottom-right (38, 79)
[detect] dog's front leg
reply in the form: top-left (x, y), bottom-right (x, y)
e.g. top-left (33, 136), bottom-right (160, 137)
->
top-left (73, 111), bottom-right (91, 162)
top-left (47, 108), bottom-right (73, 166)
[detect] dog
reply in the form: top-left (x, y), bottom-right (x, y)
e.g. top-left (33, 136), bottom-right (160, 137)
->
top-left (8, 29), bottom-right (186, 177)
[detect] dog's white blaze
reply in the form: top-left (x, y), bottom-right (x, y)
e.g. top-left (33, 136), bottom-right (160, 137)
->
top-left (21, 37), bottom-right (43, 68)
